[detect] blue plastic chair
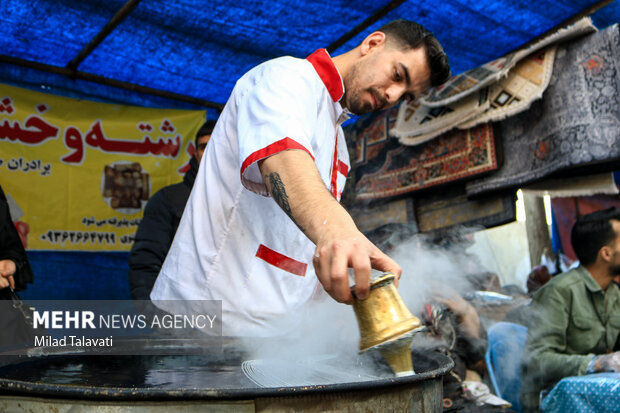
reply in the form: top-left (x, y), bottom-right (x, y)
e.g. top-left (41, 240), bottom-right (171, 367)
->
top-left (485, 321), bottom-right (528, 413)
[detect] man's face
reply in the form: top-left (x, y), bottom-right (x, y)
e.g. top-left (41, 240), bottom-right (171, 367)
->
top-left (608, 220), bottom-right (620, 275)
top-left (342, 44), bottom-right (431, 115)
top-left (194, 134), bottom-right (211, 163)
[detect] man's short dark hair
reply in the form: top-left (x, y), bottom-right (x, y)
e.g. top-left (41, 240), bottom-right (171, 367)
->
top-left (378, 19), bottom-right (451, 87)
top-left (571, 207), bottom-right (620, 266)
top-left (195, 120), bottom-right (217, 146)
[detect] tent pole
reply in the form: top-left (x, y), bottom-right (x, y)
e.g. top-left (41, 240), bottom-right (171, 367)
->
top-left (523, 192), bottom-right (553, 269)
top-left (66, 0), bottom-right (143, 72)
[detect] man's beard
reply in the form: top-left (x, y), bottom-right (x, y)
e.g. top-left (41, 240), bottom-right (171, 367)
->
top-left (344, 87), bottom-right (386, 115)
top-left (342, 61), bottom-right (386, 115)
top-left (609, 250), bottom-right (620, 276)
top-left (345, 91), bottom-right (372, 115)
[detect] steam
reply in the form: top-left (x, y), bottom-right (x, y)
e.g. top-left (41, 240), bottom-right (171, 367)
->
top-left (392, 231), bottom-right (483, 315)
top-left (237, 297), bottom-right (388, 387)
top-left (237, 226), bottom-right (495, 386)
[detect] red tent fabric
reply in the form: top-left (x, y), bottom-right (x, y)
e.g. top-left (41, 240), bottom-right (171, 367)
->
top-left (551, 191), bottom-right (620, 262)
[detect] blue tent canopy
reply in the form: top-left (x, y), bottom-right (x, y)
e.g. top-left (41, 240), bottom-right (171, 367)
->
top-left (1, 0), bottom-right (619, 116)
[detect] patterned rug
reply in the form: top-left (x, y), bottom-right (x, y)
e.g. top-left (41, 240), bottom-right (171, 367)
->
top-left (348, 116), bottom-right (499, 200)
top-left (419, 17), bottom-right (596, 107)
top-left (458, 46), bottom-right (556, 129)
top-left (466, 24), bottom-right (620, 197)
top-left (391, 88), bottom-right (489, 145)
top-left (391, 18), bottom-right (596, 144)
top-left (348, 106), bottom-right (396, 167)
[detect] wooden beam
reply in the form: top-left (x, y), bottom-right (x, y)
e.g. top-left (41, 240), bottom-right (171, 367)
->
top-left (326, 0), bottom-right (408, 53)
top-left (67, 0), bottom-right (143, 71)
top-left (523, 192), bottom-right (553, 268)
top-left (0, 54), bottom-right (224, 111)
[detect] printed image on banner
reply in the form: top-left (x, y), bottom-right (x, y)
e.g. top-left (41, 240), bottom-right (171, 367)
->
top-left (0, 82), bottom-right (206, 251)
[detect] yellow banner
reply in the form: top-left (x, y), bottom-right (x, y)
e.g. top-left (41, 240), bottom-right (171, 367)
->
top-left (0, 82), bottom-right (206, 251)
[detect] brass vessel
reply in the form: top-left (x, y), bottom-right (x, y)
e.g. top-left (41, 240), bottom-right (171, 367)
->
top-left (352, 273), bottom-right (423, 376)
top-left (378, 336), bottom-right (416, 377)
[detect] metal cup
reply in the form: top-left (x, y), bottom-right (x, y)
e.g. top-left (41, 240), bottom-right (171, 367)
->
top-left (378, 337), bottom-right (415, 377)
top-left (352, 273), bottom-right (423, 376)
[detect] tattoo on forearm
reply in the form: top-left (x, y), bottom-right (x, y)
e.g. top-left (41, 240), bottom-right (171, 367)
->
top-left (266, 172), bottom-right (305, 232)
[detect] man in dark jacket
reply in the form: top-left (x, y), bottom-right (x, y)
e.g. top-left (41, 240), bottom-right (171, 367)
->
top-left (128, 120), bottom-right (215, 300)
top-left (0, 184), bottom-right (35, 348)
top-left (0, 184), bottom-right (33, 296)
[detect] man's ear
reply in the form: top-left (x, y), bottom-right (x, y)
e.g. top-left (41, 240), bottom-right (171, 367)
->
top-left (600, 245), bottom-right (613, 263)
top-left (360, 31), bottom-right (386, 56)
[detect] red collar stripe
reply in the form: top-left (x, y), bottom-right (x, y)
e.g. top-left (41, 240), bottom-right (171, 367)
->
top-left (306, 49), bottom-right (344, 102)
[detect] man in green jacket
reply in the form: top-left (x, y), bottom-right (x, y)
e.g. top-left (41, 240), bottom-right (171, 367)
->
top-left (521, 206), bottom-right (620, 412)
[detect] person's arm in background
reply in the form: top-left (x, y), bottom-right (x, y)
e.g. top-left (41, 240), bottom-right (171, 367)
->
top-left (258, 149), bottom-right (401, 304)
top-left (434, 291), bottom-right (481, 339)
top-left (434, 290), bottom-right (487, 374)
top-left (590, 352), bottom-right (620, 372)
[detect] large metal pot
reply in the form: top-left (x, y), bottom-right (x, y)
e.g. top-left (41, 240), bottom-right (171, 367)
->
top-left (0, 337), bottom-right (453, 412)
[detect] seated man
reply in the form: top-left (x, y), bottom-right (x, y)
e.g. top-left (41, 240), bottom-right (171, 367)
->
top-left (521, 207), bottom-right (620, 412)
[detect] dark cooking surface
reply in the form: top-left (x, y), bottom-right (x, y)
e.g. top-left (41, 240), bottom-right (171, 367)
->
top-left (0, 354), bottom-right (255, 389)
top-left (0, 340), bottom-right (453, 400)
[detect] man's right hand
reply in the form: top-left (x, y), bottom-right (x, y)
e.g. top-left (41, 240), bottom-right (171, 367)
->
top-left (313, 228), bottom-right (401, 304)
top-left (593, 351), bottom-right (620, 372)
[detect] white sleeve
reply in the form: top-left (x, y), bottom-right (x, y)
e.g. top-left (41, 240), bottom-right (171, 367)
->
top-left (236, 59), bottom-right (317, 195)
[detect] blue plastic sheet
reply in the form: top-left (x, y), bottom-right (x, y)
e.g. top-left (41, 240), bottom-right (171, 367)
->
top-left (20, 251), bottom-right (131, 300)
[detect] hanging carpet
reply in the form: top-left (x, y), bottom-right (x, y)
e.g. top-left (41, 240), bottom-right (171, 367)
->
top-left (458, 46), bottom-right (557, 129)
top-left (419, 17), bottom-right (596, 107)
top-left (346, 107), bottom-right (500, 201)
top-left (391, 88), bottom-right (490, 146)
top-left (466, 24), bottom-right (620, 197)
top-left (390, 18), bottom-right (596, 144)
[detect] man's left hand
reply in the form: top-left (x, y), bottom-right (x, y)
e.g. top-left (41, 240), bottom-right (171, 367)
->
top-left (0, 259), bottom-right (16, 289)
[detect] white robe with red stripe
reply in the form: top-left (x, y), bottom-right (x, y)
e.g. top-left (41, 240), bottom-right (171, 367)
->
top-left (151, 49), bottom-right (351, 337)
